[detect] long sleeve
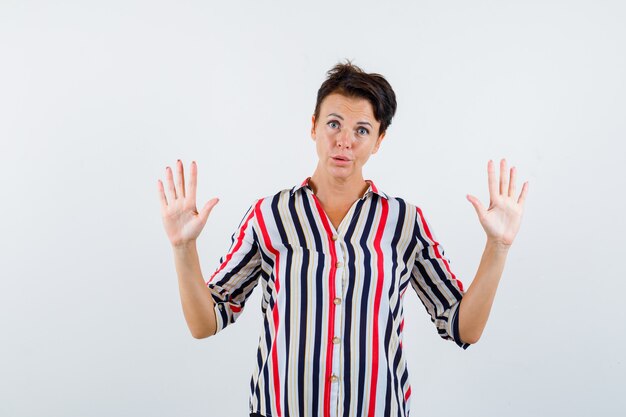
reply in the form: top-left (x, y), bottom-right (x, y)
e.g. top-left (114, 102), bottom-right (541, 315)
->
top-left (409, 206), bottom-right (471, 350)
top-left (205, 201), bottom-right (262, 335)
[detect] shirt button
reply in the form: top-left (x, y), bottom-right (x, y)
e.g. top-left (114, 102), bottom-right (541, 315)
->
top-left (335, 261), bottom-right (343, 268)
top-left (333, 297), bottom-right (342, 305)
top-left (330, 374), bottom-right (339, 382)
top-left (332, 235), bottom-right (338, 241)
top-left (332, 336), bottom-right (341, 344)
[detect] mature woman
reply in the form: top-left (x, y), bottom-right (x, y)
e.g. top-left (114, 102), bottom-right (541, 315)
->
top-left (157, 61), bottom-right (528, 417)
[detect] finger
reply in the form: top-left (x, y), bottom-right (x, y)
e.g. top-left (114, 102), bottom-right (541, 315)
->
top-left (157, 179), bottom-right (168, 207)
top-left (188, 160), bottom-right (197, 204)
top-left (517, 181), bottom-right (529, 206)
top-left (466, 194), bottom-right (485, 218)
top-left (487, 160), bottom-right (498, 203)
top-left (499, 158), bottom-right (509, 196)
top-left (199, 197), bottom-right (220, 225)
top-left (508, 166), bottom-right (516, 197)
top-left (166, 165), bottom-right (177, 200)
top-left (176, 159), bottom-right (186, 198)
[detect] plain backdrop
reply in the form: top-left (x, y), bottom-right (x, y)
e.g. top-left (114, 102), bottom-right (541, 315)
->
top-left (1, 1), bottom-right (625, 416)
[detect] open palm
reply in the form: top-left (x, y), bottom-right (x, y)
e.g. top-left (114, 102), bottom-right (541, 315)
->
top-left (466, 159), bottom-right (529, 247)
top-left (157, 160), bottom-right (219, 247)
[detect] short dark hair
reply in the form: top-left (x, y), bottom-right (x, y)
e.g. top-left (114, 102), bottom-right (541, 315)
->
top-left (313, 60), bottom-right (397, 137)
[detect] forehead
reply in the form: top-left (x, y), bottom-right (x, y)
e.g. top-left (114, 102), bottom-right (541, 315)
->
top-left (320, 93), bottom-right (377, 122)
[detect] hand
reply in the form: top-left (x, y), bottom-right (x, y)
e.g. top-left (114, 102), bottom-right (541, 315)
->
top-left (157, 160), bottom-right (220, 247)
top-left (466, 159), bottom-right (529, 247)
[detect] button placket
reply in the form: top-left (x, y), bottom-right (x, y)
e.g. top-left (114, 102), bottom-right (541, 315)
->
top-left (330, 241), bottom-right (344, 405)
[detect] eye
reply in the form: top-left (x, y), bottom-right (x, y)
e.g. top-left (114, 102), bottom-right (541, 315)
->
top-left (327, 120), bottom-right (340, 129)
top-left (357, 127), bottom-right (369, 136)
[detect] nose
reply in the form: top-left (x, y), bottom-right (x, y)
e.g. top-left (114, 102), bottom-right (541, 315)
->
top-left (336, 129), bottom-right (352, 149)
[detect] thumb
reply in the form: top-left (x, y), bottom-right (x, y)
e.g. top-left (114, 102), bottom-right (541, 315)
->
top-left (466, 194), bottom-right (485, 218)
top-left (199, 197), bottom-right (220, 224)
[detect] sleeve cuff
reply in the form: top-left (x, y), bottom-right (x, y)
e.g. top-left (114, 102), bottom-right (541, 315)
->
top-left (451, 302), bottom-right (472, 350)
top-left (207, 285), bottom-right (227, 335)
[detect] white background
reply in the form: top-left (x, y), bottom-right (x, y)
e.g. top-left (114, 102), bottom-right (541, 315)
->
top-left (1, 1), bottom-right (624, 416)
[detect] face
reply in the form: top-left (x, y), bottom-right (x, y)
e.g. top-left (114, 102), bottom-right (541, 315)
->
top-left (310, 93), bottom-right (385, 181)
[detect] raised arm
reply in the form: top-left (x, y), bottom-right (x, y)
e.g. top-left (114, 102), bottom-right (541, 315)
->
top-left (459, 159), bottom-right (529, 344)
top-left (157, 159), bottom-right (221, 338)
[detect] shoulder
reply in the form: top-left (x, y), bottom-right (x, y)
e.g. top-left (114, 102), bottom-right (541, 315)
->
top-left (381, 193), bottom-right (437, 230)
top-left (380, 192), bottom-right (419, 215)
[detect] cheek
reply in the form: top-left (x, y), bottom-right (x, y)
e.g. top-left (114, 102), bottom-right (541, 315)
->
top-left (314, 139), bottom-right (326, 155)
top-left (321, 134), bottom-right (335, 148)
top-left (356, 146), bottom-right (373, 160)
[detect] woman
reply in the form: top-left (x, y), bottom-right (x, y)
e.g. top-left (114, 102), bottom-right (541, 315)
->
top-left (157, 61), bottom-right (529, 417)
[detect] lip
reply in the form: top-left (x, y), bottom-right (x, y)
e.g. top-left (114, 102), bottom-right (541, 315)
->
top-left (331, 156), bottom-right (352, 166)
top-left (331, 155), bottom-right (352, 161)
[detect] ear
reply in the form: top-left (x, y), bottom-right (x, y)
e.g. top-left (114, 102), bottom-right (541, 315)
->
top-left (372, 132), bottom-right (385, 154)
top-left (310, 115), bottom-right (317, 140)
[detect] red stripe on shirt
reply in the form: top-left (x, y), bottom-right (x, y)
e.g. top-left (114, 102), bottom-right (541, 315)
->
top-left (367, 179), bottom-right (378, 194)
top-left (255, 201), bottom-right (283, 417)
top-left (310, 194), bottom-right (338, 417)
top-left (415, 207), bottom-right (464, 292)
top-left (367, 198), bottom-right (388, 416)
top-left (207, 208), bottom-right (256, 284)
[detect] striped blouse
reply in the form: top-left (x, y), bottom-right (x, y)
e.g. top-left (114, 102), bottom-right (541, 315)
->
top-left (206, 176), bottom-right (471, 417)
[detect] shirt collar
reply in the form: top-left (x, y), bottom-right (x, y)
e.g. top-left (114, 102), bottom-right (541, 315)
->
top-left (290, 176), bottom-right (389, 200)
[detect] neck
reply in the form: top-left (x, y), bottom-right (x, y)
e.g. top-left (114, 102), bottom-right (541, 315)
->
top-left (309, 168), bottom-right (369, 205)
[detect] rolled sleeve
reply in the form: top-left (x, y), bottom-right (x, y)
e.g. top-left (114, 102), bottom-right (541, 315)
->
top-left (410, 206), bottom-right (471, 350)
top-left (206, 201), bottom-right (262, 335)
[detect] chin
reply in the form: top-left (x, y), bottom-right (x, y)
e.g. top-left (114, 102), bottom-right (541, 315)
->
top-left (328, 166), bottom-right (354, 178)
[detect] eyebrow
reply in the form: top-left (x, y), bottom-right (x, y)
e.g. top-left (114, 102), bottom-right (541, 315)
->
top-left (327, 113), bottom-right (373, 128)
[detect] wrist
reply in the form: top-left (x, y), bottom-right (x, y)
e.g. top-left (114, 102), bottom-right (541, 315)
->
top-left (172, 240), bottom-right (198, 252)
top-left (485, 239), bottom-right (511, 253)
